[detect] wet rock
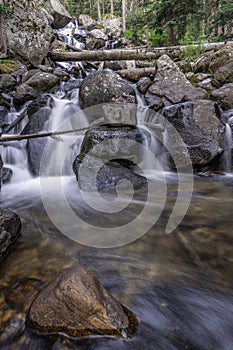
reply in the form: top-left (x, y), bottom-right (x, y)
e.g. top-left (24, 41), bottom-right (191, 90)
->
top-left (26, 95), bottom-right (51, 120)
top-left (73, 124), bottom-right (149, 191)
top-left (22, 97), bottom-right (51, 176)
top-left (85, 29), bottom-right (105, 50)
top-left (24, 72), bottom-right (60, 92)
top-left (144, 90), bottom-right (165, 110)
top-left (162, 100), bottom-right (224, 169)
top-left (136, 77), bottom-right (152, 94)
top-left (27, 138), bottom-right (48, 177)
top-left (5, 278), bottom-right (46, 313)
top-left (0, 74), bottom-right (17, 93)
top-left (63, 78), bottom-right (82, 93)
top-left (5, 0), bottom-right (55, 67)
top-left (79, 70), bottom-right (136, 120)
top-left (0, 208), bottom-right (21, 261)
top-left (13, 84), bottom-right (40, 106)
top-left (149, 55), bottom-right (207, 105)
top-left (210, 83), bottom-right (233, 110)
top-left (0, 156), bottom-right (3, 189)
top-left (1, 168), bottom-right (13, 184)
top-left (0, 107), bottom-right (8, 128)
top-left (27, 265), bottom-right (137, 338)
top-left (46, 0), bottom-right (72, 29)
top-left (74, 155), bottom-right (147, 192)
top-left (78, 124), bottom-right (147, 163)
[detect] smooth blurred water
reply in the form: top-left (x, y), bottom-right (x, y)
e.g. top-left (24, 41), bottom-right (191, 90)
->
top-left (0, 173), bottom-right (233, 350)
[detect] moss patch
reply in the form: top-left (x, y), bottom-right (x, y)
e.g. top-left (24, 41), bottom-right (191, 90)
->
top-left (0, 60), bottom-right (19, 74)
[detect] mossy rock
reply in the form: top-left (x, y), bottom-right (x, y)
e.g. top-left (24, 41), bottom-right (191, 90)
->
top-left (0, 60), bottom-right (19, 74)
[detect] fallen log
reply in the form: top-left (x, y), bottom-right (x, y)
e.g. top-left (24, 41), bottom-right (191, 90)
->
top-left (50, 41), bottom-right (233, 62)
top-left (116, 67), bottom-right (155, 81)
top-left (0, 126), bottom-right (90, 143)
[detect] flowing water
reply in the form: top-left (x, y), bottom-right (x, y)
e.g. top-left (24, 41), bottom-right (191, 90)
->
top-left (0, 95), bottom-right (233, 349)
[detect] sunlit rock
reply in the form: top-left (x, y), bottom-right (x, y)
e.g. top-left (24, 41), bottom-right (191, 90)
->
top-left (27, 265), bottom-right (138, 338)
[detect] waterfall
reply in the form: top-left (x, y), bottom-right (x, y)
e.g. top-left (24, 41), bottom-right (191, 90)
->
top-left (41, 97), bottom-right (88, 176)
top-left (222, 122), bottom-right (232, 173)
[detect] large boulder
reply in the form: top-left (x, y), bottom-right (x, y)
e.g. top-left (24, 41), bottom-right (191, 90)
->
top-left (46, 0), bottom-right (72, 29)
top-left (0, 208), bottom-right (21, 261)
top-left (27, 265), bottom-right (137, 338)
top-left (148, 55), bottom-right (207, 106)
top-left (1, 2), bottom-right (88, 67)
top-left (73, 124), bottom-right (149, 191)
top-left (209, 46), bottom-right (233, 87)
top-left (210, 83), bottom-right (233, 110)
top-left (79, 70), bottom-right (136, 121)
top-left (4, 0), bottom-right (54, 66)
top-left (162, 100), bottom-right (224, 170)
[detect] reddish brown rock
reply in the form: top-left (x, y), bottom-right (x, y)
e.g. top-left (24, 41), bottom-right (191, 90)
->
top-left (27, 265), bottom-right (137, 338)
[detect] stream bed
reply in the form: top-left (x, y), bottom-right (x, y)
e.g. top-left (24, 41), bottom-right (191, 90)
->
top-left (0, 172), bottom-right (233, 350)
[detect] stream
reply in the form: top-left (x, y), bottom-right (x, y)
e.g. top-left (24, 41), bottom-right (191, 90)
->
top-left (0, 168), bottom-right (233, 349)
top-left (0, 25), bottom-right (233, 347)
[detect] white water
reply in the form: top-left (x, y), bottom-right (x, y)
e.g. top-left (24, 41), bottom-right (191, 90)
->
top-left (222, 123), bottom-right (232, 172)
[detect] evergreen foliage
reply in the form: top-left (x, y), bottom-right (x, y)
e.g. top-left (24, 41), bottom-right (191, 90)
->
top-left (60, 0), bottom-right (233, 45)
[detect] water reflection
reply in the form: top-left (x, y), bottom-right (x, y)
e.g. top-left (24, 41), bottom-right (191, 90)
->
top-left (0, 175), bottom-right (233, 349)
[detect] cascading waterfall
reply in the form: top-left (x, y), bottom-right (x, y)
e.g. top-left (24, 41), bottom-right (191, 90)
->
top-left (0, 103), bottom-right (32, 182)
top-left (41, 97), bottom-right (88, 176)
top-left (222, 122), bottom-right (232, 172)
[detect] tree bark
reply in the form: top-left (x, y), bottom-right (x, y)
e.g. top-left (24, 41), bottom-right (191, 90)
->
top-left (122, 0), bottom-right (127, 32)
top-left (116, 67), bottom-right (156, 81)
top-left (97, 0), bottom-right (101, 21)
top-left (50, 41), bottom-right (233, 62)
top-left (110, 0), bottom-right (114, 16)
top-left (0, 126), bottom-right (91, 143)
top-left (0, 0), bottom-right (7, 58)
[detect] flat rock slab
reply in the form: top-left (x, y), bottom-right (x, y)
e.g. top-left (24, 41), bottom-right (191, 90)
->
top-left (27, 265), bottom-right (138, 338)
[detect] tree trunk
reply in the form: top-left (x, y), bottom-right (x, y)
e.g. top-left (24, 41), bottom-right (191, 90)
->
top-left (50, 41), bottom-right (233, 62)
top-left (97, 0), bottom-right (101, 21)
top-left (0, 0), bottom-right (7, 58)
top-left (116, 67), bottom-right (156, 81)
top-left (110, 0), bottom-right (114, 16)
top-left (122, 0), bottom-right (127, 32)
top-left (167, 23), bottom-right (175, 45)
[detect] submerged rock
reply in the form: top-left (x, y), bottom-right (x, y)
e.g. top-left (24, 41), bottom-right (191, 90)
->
top-left (0, 208), bottom-right (21, 261)
top-left (27, 265), bottom-right (137, 338)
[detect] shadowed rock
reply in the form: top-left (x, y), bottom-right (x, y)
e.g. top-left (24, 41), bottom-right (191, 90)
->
top-left (0, 208), bottom-right (21, 261)
top-left (27, 265), bottom-right (138, 338)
